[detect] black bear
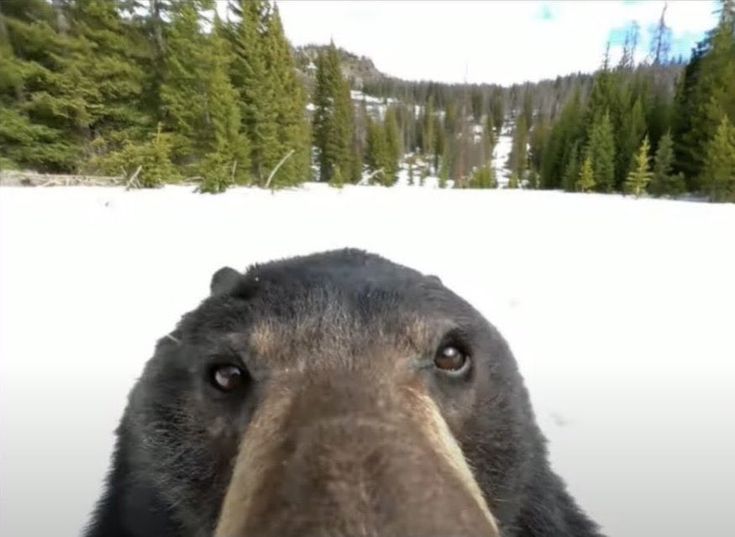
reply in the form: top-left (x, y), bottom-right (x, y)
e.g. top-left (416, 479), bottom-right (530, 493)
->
top-left (84, 249), bottom-right (604, 537)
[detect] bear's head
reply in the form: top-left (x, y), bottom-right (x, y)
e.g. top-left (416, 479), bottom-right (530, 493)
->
top-left (84, 249), bottom-right (603, 537)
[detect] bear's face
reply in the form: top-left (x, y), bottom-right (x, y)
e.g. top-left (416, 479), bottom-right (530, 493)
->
top-left (110, 250), bottom-right (541, 537)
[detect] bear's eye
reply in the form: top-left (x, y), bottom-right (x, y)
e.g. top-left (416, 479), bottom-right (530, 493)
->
top-left (434, 344), bottom-right (470, 374)
top-left (210, 364), bottom-right (246, 392)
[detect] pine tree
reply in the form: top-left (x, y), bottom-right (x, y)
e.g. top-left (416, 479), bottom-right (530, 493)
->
top-left (507, 171), bottom-right (520, 189)
top-left (67, 0), bottom-right (150, 153)
top-left (260, 3), bottom-right (310, 186)
top-left (587, 110), bottom-right (616, 192)
top-left (561, 142), bottom-right (580, 192)
top-left (616, 95), bottom-right (647, 189)
top-left (470, 166), bottom-right (496, 189)
top-left (650, 4), bottom-right (672, 65)
top-left (674, 3), bottom-right (735, 188)
top-left (421, 96), bottom-right (435, 159)
top-left (159, 0), bottom-right (211, 161)
top-left (227, 0), bottom-right (278, 184)
top-left (312, 42), bottom-right (354, 183)
top-left (432, 115), bottom-right (445, 173)
top-left (438, 146), bottom-right (450, 188)
top-left (329, 165), bottom-right (345, 188)
top-left (365, 116), bottom-right (390, 185)
top-left (508, 114), bottom-right (528, 181)
top-left (650, 131), bottom-right (685, 196)
top-left (0, 1), bottom-right (88, 170)
top-left (701, 115), bottom-right (735, 202)
top-left (384, 106), bottom-right (401, 184)
top-left (576, 153), bottom-right (595, 192)
top-left (541, 90), bottom-right (584, 189)
top-left (625, 135), bottom-right (652, 197)
top-left (490, 90), bottom-right (504, 135)
top-left (199, 16), bottom-right (251, 191)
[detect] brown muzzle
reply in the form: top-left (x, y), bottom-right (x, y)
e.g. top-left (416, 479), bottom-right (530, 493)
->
top-left (215, 375), bottom-right (499, 537)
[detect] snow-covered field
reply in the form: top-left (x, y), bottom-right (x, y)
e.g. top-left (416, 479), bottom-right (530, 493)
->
top-left (1, 184), bottom-right (733, 537)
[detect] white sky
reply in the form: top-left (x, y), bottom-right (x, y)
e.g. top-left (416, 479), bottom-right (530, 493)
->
top-left (271, 0), bottom-right (720, 85)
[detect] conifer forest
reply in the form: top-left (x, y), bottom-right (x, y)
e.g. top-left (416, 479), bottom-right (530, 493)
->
top-left (1, 0), bottom-right (734, 201)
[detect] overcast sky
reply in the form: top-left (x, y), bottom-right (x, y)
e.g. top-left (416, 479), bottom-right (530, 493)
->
top-left (273, 0), bottom-right (719, 86)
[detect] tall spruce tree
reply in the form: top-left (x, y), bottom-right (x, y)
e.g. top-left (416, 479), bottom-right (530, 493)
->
top-left (312, 42), bottom-right (355, 182)
top-left (587, 110), bottom-right (616, 192)
top-left (260, 3), bottom-right (310, 186)
top-left (616, 96), bottom-right (647, 189)
top-left (421, 96), bottom-right (435, 162)
top-left (159, 0), bottom-right (211, 162)
top-left (674, 1), bottom-right (735, 188)
top-left (384, 106), bottom-right (401, 184)
top-left (649, 131), bottom-right (684, 197)
top-left (701, 115), bottom-right (735, 202)
top-left (561, 141), bottom-right (581, 192)
top-left (365, 116), bottom-right (391, 186)
top-left (198, 15), bottom-right (251, 192)
top-left (67, 0), bottom-right (150, 154)
top-left (0, 0), bottom-right (87, 170)
top-left (624, 135), bottom-right (652, 197)
top-left (541, 89), bottom-right (584, 189)
top-left (470, 166), bottom-right (496, 189)
top-left (227, 0), bottom-right (278, 184)
top-left (508, 114), bottom-right (528, 181)
top-left (576, 153), bottom-right (595, 192)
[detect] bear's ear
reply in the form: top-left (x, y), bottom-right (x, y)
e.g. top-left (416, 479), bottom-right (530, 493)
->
top-left (210, 266), bottom-right (241, 296)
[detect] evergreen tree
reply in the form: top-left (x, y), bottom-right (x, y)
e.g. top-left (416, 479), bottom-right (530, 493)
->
top-left (438, 146), bottom-right (450, 188)
top-left (650, 4), bottom-right (672, 65)
top-left (0, 0), bottom-right (88, 170)
top-left (470, 166), bottom-right (496, 189)
top-left (329, 165), bottom-right (345, 188)
top-left (508, 114), bottom-right (528, 180)
top-left (227, 0), bottom-right (277, 184)
top-left (624, 135), bottom-right (652, 197)
top-left (616, 96), bottom-right (647, 189)
top-left (561, 142), bottom-right (580, 192)
top-left (159, 0), bottom-right (211, 161)
top-left (90, 123), bottom-right (179, 188)
top-left (421, 96), bottom-right (435, 159)
top-left (587, 110), bottom-right (616, 192)
top-left (541, 90), bottom-right (584, 189)
top-left (384, 106), bottom-right (402, 184)
top-left (489, 90), bottom-right (504, 134)
top-left (674, 3), bottom-right (735, 188)
top-left (576, 153), bottom-right (595, 192)
top-left (701, 115), bottom-right (735, 202)
top-left (364, 116), bottom-right (390, 185)
top-left (529, 115), bottom-right (549, 178)
top-left (260, 3), bottom-right (310, 186)
top-left (67, 0), bottom-right (150, 153)
top-left (312, 41), bottom-right (354, 182)
top-left (650, 131), bottom-right (685, 196)
top-left (432, 115), bottom-right (445, 173)
top-left (508, 171), bottom-right (520, 189)
top-left (199, 16), bottom-right (251, 191)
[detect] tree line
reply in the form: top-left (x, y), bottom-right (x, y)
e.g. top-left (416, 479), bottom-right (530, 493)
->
top-left (1, 0), bottom-right (734, 201)
top-left (1, 0), bottom-right (309, 192)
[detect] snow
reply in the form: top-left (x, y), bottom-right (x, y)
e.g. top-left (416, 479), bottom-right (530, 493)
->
top-left (493, 119), bottom-right (514, 186)
top-left (1, 185), bottom-right (734, 537)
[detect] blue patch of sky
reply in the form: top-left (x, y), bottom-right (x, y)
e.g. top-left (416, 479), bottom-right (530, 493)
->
top-left (607, 20), bottom-right (705, 62)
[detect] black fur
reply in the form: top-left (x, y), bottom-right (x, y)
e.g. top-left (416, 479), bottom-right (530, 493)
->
top-left (84, 248), bottom-right (604, 537)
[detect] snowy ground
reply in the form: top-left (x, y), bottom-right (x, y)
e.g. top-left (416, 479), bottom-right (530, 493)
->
top-left (1, 185), bottom-right (734, 537)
